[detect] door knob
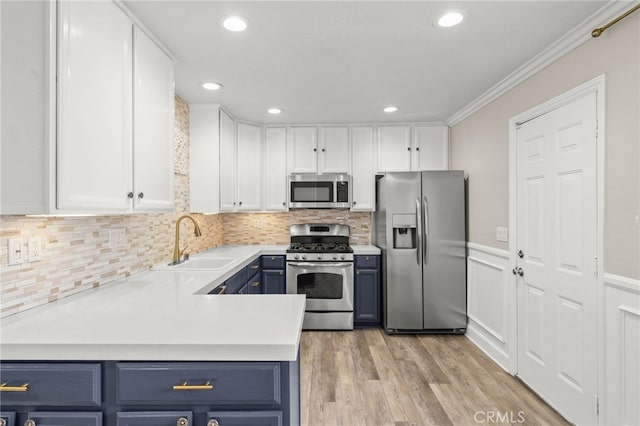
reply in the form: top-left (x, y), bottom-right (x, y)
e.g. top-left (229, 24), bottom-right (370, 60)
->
top-left (512, 267), bottom-right (524, 277)
top-left (138, 192), bottom-right (144, 199)
top-left (517, 250), bottom-right (524, 259)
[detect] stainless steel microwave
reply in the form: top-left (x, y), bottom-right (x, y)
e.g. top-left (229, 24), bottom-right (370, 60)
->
top-left (288, 174), bottom-right (351, 209)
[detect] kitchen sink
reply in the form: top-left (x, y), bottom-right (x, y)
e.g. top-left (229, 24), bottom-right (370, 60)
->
top-left (169, 257), bottom-right (237, 270)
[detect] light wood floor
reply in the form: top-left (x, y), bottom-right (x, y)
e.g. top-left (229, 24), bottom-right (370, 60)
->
top-left (299, 329), bottom-right (569, 426)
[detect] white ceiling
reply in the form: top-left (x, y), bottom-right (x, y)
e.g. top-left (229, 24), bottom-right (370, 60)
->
top-left (124, 1), bottom-right (609, 124)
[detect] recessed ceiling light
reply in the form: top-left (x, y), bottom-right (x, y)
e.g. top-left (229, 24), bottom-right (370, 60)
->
top-left (201, 82), bottom-right (223, 91)
top-left (437, 11), bottom-right (465, 28)
top-left (384, 106), bottom-right (398, 113)
top-left (267, 108), bottom-right (282, 114)
top-left (222, 16), bottom-right (248, 32)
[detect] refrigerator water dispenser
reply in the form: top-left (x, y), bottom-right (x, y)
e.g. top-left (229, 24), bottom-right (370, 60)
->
top-left (392, 214), bottom-right (416, 249)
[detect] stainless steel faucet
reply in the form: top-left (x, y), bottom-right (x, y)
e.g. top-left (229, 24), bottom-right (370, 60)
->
top-left (172, 214), bottom-right (202, 265)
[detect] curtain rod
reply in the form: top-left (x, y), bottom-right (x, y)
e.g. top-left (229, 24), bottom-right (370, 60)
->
top-left (592, 3), bottom-right (640, 37)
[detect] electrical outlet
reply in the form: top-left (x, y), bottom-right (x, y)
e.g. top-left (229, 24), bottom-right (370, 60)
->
top-left (7, 238), bottom-right (26, 265)
top-left (496, 227), bottom-right (508, 242)
top-left (28, 237), bottom-right (42, 262)
top-left (109, 228), bottom-right (126, 249)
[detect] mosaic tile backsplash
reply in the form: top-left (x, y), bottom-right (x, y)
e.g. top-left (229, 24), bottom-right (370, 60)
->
top-left (0, 97), bottom-right (372, 317)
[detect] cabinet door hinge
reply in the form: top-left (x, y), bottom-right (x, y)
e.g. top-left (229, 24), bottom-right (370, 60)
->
top-left (594, 256), bottom-right (599, 277)
top-left (595, 395), bottom-right (600, 415)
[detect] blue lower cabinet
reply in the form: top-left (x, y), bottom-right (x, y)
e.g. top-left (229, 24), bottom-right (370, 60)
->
top-left (224, 269), bottom-right (247, 294)
top-left (0, 363), bottom-right (101, 407)
top-left (207, 411), bottom-right (282, 426)
top-left (25, 412), bottom-right (102, 426)
top-left (116, 362), bottom-right (281, 405)
top-left (116, 412), bottom-right (192, 426)
top-left (262, 270), bottom-right (285, 295)
top-left (247, 271), bottom-right (262, 294)
top-left (0, 412), bottom-right (16, 426)
top-left (354, 255), bottom-right (381, 327)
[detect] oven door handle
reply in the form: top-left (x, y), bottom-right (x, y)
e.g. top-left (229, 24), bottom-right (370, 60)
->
top-left (287, 262), bottom-right (353, 268)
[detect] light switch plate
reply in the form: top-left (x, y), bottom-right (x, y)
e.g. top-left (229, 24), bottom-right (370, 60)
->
top-left (496, 227), bottom-right (508, 242)
top-left (8, 238), bottom-right (26, 265)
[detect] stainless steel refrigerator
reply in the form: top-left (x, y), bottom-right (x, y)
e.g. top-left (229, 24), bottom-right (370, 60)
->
top-left (374, 171), bottom-right (467, 333)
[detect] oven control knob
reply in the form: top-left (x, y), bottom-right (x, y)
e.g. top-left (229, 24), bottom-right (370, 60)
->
top-left (340, 254), bottom-right (346, 260)
top-left (333, 255), bottom-right (338, 260)
top-left (302, 255), bottom-right (307, 260)
top-left (294, 255), bottom-right (300, 260)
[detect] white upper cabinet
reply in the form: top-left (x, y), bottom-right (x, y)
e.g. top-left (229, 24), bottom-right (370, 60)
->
top-left (412, 125), bottom-right (449, 171)
top-left (219, 109), bottom-right (237, 212)
top-left (319, 127), bottom-right (350, 174)
top-left (376, 126), bottom-right (411, 172)
top-left (57, 0), bottom-right (133, 211)
top-left (264, 128), bottom-right (288, 211)
top-left (351, 126), bottom-right (376, 211)
top-left (189, 105), bottom-right (220, 213)
top-left (376, 124), bottom-right (449, 172)
top-left (236, 122), bottom-right (262, 211)
top-left (1, 0), bottom-right (175, 215)
top-left (287, 127), bottom-right (318, 173)
top-left (1, 0), bottom-right (50, 214)
top-left (132, 27), bottom-right (175, 211)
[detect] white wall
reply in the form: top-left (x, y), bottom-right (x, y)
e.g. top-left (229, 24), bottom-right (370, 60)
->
top-left (451, 12), bottom-right (640, 425)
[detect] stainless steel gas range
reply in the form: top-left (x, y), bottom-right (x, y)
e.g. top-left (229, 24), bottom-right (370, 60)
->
top-left (286, 224), bottom-right (354, 330)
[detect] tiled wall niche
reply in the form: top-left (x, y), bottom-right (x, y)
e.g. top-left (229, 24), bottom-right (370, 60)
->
top-left (0, 97), bottom-right (372, 317)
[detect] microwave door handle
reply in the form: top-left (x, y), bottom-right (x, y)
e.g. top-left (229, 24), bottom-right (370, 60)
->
top-left (416, 198), bottom-right (422, 266)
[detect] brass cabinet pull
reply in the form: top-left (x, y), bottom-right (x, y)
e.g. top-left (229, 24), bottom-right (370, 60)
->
top-left (0, 382), bottom-right (29, 392)
top-left (176, 418), bottom-right (188, 426)
top-left (250, 265), bottom-right (259, 270)
top-left (251, 281), bottom-right (260, 287)
top-left (172, 381), bottom-right (213, 390)
top-left (24, 420), bottom-right (36, 426)
top-left (0, 419), bottom-right (6, 426)
top-left (207, 420), bottom-right (220, 426)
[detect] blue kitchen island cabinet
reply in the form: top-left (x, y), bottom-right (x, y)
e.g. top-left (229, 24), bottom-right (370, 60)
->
top-left (261, 256), bottom-right (286, 294)
top-left (354, 255), bottom-right (381, 327)
top-left (0, 360), bottom-right (299, 426)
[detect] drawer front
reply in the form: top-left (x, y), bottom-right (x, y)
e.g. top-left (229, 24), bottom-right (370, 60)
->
top-left (0, 363), bottom-right (101, 406)
top-left (247, 270), bottom-right (262, 294)
top-left (0, 412), bottom-right (16, 426)
top-left (261, 255), bottom-right (285, 269)
top-left (247, 258), bottom-right (261, 273)
top-left (116, 362), bottom-right (281, 406)
top-left (25, 412), bottom-right (102, 426)
top-left (225, 269), bottom-right (247, 294)
top-left (207, 410), bottom-right (282, 426)
top-left (355, 255), bottom-right (379, 269)
top-left (116, 412), bottom-right (192, 426)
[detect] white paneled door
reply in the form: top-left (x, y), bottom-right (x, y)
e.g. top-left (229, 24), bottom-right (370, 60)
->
top-left (515, 92), bottom-right (597, 425)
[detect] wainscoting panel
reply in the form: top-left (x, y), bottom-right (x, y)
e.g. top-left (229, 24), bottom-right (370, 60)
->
top-left (601, 273), bottom-right (640, 426)
top-left (466, 243), bottom-right (516, 372)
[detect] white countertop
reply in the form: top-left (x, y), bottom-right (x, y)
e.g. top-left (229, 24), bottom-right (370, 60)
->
top-left (0, 244), bottom-right (380, 362)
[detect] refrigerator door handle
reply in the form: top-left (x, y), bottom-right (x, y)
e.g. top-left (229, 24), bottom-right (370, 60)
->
top-left (415, 198), bottom-right (422, 265)
top-left (423, 196), bottom-right (429, 265)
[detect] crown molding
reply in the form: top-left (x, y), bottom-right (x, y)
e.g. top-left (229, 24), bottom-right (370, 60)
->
top-left (446, 1), bottom-right (636, 127)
